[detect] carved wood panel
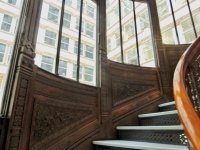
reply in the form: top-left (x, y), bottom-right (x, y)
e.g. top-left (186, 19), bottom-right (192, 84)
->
top-left (28, 68), bottom-right (100, 150)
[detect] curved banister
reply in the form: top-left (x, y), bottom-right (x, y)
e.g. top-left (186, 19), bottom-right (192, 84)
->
top-left (173, 37), bottom-right (200, 150)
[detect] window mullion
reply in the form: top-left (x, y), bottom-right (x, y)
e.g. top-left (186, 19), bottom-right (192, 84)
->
top-left (186, 0), bottom-right (197, 38)
top-left (133, 0), bottom-right (140, 66)
top-left (77, 0), bottom-right (84, 82)
top-left (118, 0), bottom-right (124, 63)
top-left (55, 0), bottom-right (66, 75)
top-left (169, 0), bottom-right (180, 44)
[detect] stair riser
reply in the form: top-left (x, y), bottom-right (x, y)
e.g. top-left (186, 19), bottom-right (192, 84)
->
top-left (118, 130), bottom-right (187, 145)
top-left (139, 114), bottom-right (180, 126)
top-left (94, 145), bottom-right (139, 150)
top-left (159, 105), bottom-right (176, 112)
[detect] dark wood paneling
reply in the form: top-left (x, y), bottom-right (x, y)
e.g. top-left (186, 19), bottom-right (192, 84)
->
top-left (29, 68), bottom-right (100, 150)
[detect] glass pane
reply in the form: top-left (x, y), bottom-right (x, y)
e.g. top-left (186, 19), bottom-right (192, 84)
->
top-left (1, 14), bottom-right (13, 32)
top-left (121, 0), bottom-right (138, 65)
top-left (189, 0), bottom-right (200, 40)
top-left (137, 3), bottom-right (155, 67)
top-left (106, 0), bottom-right (121, 63)
top-left (156, 0), bottom-right (178, 44)
top-left (80, 0), bottom-right (96, 85)
top-left (35, 1), bottom-right (61, 74)
top-left (173, 0), bottom-right (194, 43)
top-left (0, 0), bottom-right (24, 112)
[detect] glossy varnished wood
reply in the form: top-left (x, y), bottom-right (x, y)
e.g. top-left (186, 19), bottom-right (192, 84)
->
top-left (173, 37), bottom-right (200, 150)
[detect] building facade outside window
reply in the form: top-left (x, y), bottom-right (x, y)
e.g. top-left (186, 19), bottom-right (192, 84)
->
top-left (124, 22), bottom-right (134, 41)
top-left (48, 5), bottom-right (59, 23)
top-left (87, 5), bottom-right (94, 18)
top-left (86, 23), bottom-right (94, 38)
top-left (156, 0), bottom-right (169, 20)
top-left (74, 41), bottom-right (83, 55)
top-left (162, 29), bottom-right (175, 44)
top-left (61, 35), bottom-right (69, 51)
top-left (142, 40), bottom-right (153, 62)
top-left (0, 43), bottom-right (6, 63)
top-left (58, 60), bottom-right (67, 76)
top-left (1, 14), bottom-right (13, 32)
top-left (44, 29), bottom-right (57, 46)
top-left (73, 64), bottom-right (82, 79)
top-left (75, 18), bottom-right (84, 33)
top-left (85, 45), bottom-right (94, 59)
top-left (63, 12), bottom-right (71, 28)
top-left (139, 11), bottom-right (150, 30)
top-left (41, 55), bottom-right (54, 72)
top-left (85, 67), bottom-right (93, 82)
top-left (66, 0), bottom-right (72, 6)
top-left (8, 0), bottom-right (17, 5)
top-left (126, 48), bottom-right (137, 65)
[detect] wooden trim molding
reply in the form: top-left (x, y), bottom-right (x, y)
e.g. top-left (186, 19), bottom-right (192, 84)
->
top-left (173, 37), bottom-right (200, 150)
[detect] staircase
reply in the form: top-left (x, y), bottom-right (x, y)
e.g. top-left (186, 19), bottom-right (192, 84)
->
top-left (93, 101), bottom-right (189, 150)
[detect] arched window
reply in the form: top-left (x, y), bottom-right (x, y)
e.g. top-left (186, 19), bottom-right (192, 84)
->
top-left (35, 0), bottom-right (97, 86)
top-left (156, 0), bottom-right (200, 44)
top-left (106, 0), bottom-right (155, 67)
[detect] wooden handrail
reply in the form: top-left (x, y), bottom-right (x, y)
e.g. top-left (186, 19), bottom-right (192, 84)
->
top-left (173, 37), bottom-right (200, 150)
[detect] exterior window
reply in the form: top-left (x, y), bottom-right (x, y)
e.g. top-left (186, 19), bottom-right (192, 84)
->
top-left (115, 55), bottom-right (121, 62)
top-left (87, 5), bottom-right (94, 18)
top-left (0, 43), bottom-right (6, 63)
top-left (58, 60), bottom-right (67, 76)
top-left (14, 18), bottom-right (18, 34)
top-left (86, 23), bottom-right (94, 38)
top-left (66, 0), bottom-right (72, 6)
top-left (1, 14), bottom-right (13, 32)
top-left (85, 67), bottom-right (93, 82)
top-left (48, 5), bottom-right (59, 23)
top-left (77, 0), bottom-right (85, 12)
top-left (106, 14), bottom-right (110, 29)
top-left (73, 64), bottom-right (82, 79)
top-left (113, 6), bottom-right (119, 23)
top-left (8, 0), bottom-right (17, 5)
top-left (162, 29), bottom-right (175, 44)
top-left (175, 0), bottom-right (186, 6)
top-left (107, 38), bottom-right (111, 52)
top-left (61, 35), bottom-right (69, 51)
top-left (126, 48), bottom-right (137, 65)
top-left (124, 22), bottom-right (134, 40)
top-left (74, 41), bottom-right (83, 55)
top-left (139, 11), bottom-right (149, 30)
top-left (75, 18), bottom-right (84, 33)
top-left (41, 55), bottom-right (54, 72)
top-left (86, 45), bottom-right (94, 59)
top-left (156, 0), bottom-right (169, 19)
top-left (142, 40), bottom-right (153, 61)
top-left (44, 30), bottom-right (57, 46)
top-left (63, 12), bottom-right (71, 28)
top-left (106, 0), bottom-right (110, 8)
top-left (115, 31), bottom-right (120, 47)
top-left (7, 46), bottom-right (12, 64)
top-left (121, 0), bottom-right (132, 17)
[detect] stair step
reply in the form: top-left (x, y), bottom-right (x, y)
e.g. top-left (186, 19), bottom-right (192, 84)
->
top-left (138, 110), bottom-right (177, 118)
top-left (116, 125), bottom-right (187, 145)
top-left (158, 102), bottom-right (176, 112)
top-left (93, 140), bottom-right (189, 150)
top-left (138, 110), bottom-right (180, 126)
top-left (116, 125), bottom-right (183, 130)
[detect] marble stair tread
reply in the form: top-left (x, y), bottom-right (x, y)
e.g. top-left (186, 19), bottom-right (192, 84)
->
top-left (116, 125), bottom-right (183, 130)
top-left (158, 101), bottom-right (175, 107)
top-left (138, 110), bottom-right (178, 118)
top-left (93, 140), bottom-right (189, 150)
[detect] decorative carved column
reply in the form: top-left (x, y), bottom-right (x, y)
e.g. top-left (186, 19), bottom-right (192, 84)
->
top-left (5, 0), bottom-right (42, 149)
top-left (147, 0), bottom-right (174, 101)
top-left (98, 0), bottom-right (111, 123)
